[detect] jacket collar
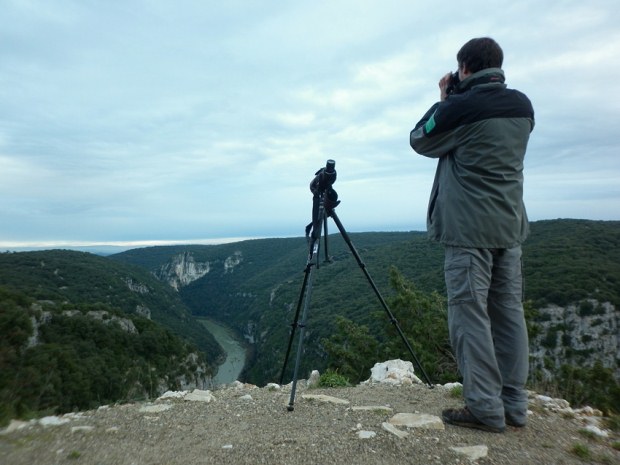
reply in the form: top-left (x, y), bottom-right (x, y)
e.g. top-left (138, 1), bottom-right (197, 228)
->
top-left (455, 68), bottom-right (505, 93)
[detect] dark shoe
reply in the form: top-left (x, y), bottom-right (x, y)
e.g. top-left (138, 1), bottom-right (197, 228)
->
top-left (505, 413), bottom-right (526, 428)
top-left (442, 407), bottom-right (505, 433)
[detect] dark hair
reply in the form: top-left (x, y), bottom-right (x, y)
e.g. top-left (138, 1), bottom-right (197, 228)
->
top-left (457, 37), bottom-right (503, 73)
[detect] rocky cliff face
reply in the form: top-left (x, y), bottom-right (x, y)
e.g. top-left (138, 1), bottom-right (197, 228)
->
top-left (26, 305), bottom-right (138, 348)
top-left (530, 299), bottom-right (619, 378)
top-left (153, 251), bottom-right (243, 290)
top-left (26, 302), bottom-right (212, 393)
top-left (153, 251), bottom-right (212, 290)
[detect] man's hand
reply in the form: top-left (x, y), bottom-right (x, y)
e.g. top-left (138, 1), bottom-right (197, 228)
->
top-left (439, 72), bottom-right (452, 101)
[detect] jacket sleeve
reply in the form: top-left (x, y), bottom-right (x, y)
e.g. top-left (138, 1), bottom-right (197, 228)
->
top-left (410, 102), bottom-right (458, 159)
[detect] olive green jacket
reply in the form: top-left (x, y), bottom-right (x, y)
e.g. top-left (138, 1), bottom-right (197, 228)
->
top-left (410, 68), bottom-right (535, 248)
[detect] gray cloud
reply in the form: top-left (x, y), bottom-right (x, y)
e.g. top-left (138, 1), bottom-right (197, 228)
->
top-left (1, 0), bottom-right (619, 248)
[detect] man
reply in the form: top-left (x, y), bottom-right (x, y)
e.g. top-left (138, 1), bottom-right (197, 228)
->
top-left (410, 37), bottom-right (535, 433)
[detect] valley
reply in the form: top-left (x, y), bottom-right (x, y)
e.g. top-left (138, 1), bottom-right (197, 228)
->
top-left (198, 318), bottom-right (246, 386)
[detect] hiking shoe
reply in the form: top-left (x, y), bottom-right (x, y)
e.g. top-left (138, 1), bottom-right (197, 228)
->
top-left (442, 407), bottom-right (505, 433)
top-left (505, 413), bottom-right (526, 428)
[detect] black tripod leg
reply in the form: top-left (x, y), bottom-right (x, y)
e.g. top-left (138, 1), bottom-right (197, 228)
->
top-left (286, 260), bottom-right (316, 411)
top-left (281, 199), bottom-right (326, 410)
top-left (279, 262), bottom-right (312, 385)
top-left (322, 212), bottom-right (330, 264)
top-left (328, 210), bottom-right (434, 388)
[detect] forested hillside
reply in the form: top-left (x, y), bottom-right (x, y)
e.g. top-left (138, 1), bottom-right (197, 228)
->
top-left (0, 250), bottom-right (224, 425)
top-left (523, 219), bottom-right (620, 307)
top-left (0, 250), bottom-right (222, 357)
top-left (112, 219), bottom-right (619, 410)
top-left (2, 219), bottom-right (618, 425)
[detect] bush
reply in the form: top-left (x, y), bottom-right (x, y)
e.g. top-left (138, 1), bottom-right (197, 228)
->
top-left (530, 362), bottom-right (620, 416)
top-left (578, 300), bottom-right (595, 316)
top-left (318, 370), bottom-right (350, 388)
top-left (322, 268), bottom-right (456, 386)
top-left (0, 289), bottom-right (206, 425)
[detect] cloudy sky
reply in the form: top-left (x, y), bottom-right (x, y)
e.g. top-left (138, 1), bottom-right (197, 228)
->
top-left (1, 0), bottom-right (619, 250)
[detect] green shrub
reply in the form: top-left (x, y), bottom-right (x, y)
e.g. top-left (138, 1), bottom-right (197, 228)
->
top-left (449, 385), bottom-right (463, 399)
top-left (603, 414), bottom-right (620, 432)
top-left (317, 369), bottom-right (350, 388)
top-left (578, 300), bottom-right (594, 316)
top-left (541, 330), bottom-right (558, 349)
top-left (570, 443), bottom-right (591, 459)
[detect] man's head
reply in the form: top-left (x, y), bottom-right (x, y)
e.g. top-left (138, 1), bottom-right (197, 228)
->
top-left (457, 37), bottom-right (503, 76)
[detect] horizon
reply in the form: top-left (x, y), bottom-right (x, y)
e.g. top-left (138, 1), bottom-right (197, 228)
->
top-left (2, 217), bottom-right (615, 254)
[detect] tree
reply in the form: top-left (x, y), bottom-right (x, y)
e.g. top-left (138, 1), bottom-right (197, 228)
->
top-left (382, 267), bottom-right (457, 384)
top-left (322, 316), bottom-right (380, 382)
top-left (322, 268), bottom-right (458, 385)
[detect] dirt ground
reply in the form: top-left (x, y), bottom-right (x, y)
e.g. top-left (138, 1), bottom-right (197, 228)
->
top-left (1, 382), bottom-right (618, 465)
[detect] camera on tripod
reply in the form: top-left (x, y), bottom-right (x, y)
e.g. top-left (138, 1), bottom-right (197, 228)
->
top-left (309, 159), bottom-right (339, 211)
top-left (310, 159), bottom-right (336, 194)
top-left (281, 159), bottom-right (433, 411)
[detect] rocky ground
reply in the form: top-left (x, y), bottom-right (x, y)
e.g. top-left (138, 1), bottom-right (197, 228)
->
top-left (1, 379), bottom-right (618, 465)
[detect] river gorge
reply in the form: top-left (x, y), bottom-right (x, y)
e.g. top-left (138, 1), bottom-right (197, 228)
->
top-left (198, 319), bottom-right (247, 386)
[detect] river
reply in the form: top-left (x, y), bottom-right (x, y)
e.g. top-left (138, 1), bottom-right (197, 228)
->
top-left (198, 318), bottom-right (246, 386)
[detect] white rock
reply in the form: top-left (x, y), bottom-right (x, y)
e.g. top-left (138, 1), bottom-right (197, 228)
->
top-left (139, 404), bottom-right (173, 413)
top-left (534, 395), bottom-right (570, 410)
top-left (357, 430), bottom-right (376, 439)
top-left (283, 379), bottom-right (307, 391)
top-left (301, 394), bottom-right (350, 405)
top-left (350, 405), bottom-right (393, 413)
top-left (583, 424), bottom-right (609, 438)
top-left (39, 416), bottom-right (71, 427)
top-left (450, 445), bottom-right (488, 462)
top-left (575, 406), bottom-right (603, 417)
top-left (185, 389), bottom-right (216, 402)
top-left (239, 394), bottom-right (253, 402)
top-left (229, 381), bottom-right (258, 390)
top-left (71, 426), bottom-right (95, 433)
top-left (388, 413), bottom-right (445, 430)
top-left (0, 420), bottom-right (30, 434)
top-left (307, 370), bottom-right (321, 387)
top-left (381, 422), bottom-right (409, 438)
top-left (265, 383), bottom-right (281, 390)
top-left (158, 390), bottom-right (188, 400)
top-left (363, 359), bottom-right (422, 385)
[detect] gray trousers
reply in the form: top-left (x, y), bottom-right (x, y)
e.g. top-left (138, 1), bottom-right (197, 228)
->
top-left (444, 246), bottom-right (529, 429)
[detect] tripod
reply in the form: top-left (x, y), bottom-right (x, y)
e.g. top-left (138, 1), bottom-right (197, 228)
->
top-left (279, 160), bottom-right (433, 411)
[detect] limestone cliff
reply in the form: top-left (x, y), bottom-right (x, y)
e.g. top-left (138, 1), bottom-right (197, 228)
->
top-left (153, 251), bottom-right (211, 290)
top-left (153, 250), bottom-right (243, 290)
top-left (530, 299), bottom-right (619, 378)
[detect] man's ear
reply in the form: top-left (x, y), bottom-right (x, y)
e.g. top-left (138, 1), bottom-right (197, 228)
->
top-left (459, 63), bottom-right (472, 79)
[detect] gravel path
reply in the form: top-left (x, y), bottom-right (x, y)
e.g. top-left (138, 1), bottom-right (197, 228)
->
top-left (1, 382), bottom-right (618, 465)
